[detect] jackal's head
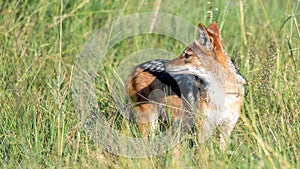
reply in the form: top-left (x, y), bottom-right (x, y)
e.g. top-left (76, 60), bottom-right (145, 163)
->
top-left (166, 22), bottom-right (246, 88)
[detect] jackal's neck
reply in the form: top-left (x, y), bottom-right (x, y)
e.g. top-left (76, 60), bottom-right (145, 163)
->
top-left (200, 53), bottom-right (246, 112)
top-left (223, 53), bottom-right (246, 96)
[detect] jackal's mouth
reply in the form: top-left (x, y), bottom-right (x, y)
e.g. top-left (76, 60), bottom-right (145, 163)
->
top-left (166, 65), bottom-right (211, 82)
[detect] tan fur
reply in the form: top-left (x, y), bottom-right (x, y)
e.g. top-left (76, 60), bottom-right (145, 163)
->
top-left (127, 66), bottom-right (185, 136)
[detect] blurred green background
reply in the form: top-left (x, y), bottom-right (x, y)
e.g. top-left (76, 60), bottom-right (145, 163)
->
top-left (0, 0), bottom-right (299, 168)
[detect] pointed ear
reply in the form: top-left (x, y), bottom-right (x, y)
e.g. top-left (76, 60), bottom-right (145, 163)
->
top-left (207, 22), bottom-right (227, 66)
top-left (197, 23), bottom-right (213, 50)
top-left (207, 22), bottom-right (224, 53)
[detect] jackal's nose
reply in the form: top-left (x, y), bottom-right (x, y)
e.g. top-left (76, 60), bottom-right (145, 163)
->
top-left (165, 61), bottom-right (181, 74)
top-left (165, 63), bottom-right (173, 72)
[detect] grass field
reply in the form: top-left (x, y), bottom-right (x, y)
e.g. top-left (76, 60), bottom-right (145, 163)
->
top-left (0, 0), bottom-right (299, 168)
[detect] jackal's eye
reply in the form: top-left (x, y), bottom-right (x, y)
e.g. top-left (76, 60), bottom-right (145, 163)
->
top-left (184, 52), bottom-right (192, 59)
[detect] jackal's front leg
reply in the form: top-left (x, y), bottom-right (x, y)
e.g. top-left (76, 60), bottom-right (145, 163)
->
top-left (218, 112), bottom-right (240, 150)
top-left (196, 117), bottom-right (216, 144)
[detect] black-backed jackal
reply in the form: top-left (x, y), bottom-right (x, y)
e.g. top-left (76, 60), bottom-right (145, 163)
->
top-left (127, 22), bottom-right (246, 149)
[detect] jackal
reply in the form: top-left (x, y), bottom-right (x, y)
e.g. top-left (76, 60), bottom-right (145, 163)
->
top-left (127, 22), bottom-right (246, 149)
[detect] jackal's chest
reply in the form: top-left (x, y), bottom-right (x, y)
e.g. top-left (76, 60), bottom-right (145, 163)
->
top-left (197, 82), bottom-right (245, 124)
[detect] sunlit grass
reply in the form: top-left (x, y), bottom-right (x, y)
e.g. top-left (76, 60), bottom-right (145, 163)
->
top-left (0, 0), bottom-right (299, 168)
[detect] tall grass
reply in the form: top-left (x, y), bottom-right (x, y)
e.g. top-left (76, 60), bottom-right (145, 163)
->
top-left (0, 0), bottom-right (299, 168)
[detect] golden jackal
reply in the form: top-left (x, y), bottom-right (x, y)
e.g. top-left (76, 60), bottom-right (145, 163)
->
top-left (127, 22), bottom-right (246, 149)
